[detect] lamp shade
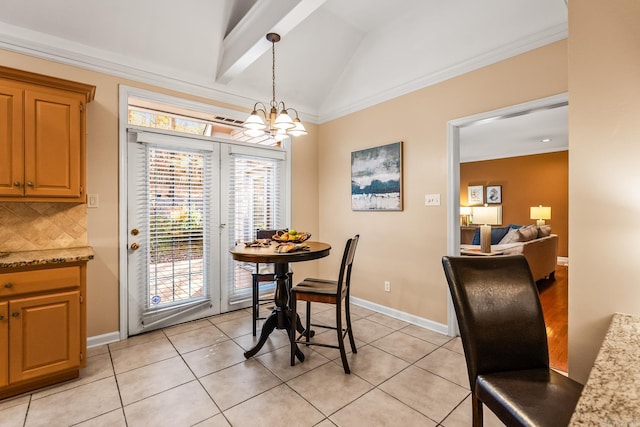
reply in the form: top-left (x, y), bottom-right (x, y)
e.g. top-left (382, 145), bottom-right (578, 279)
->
top-left (530, 206), bottom-right (551, 220)
top-left (273, 111), bottom-right (295, 130)
top-left (243, 111), bottom-right (266, 130)
top-left (472, 206), bottom-right (500, 225)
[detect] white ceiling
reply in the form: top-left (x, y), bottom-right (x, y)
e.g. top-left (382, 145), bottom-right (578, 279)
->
top-left (0, 0), bottom-right (568, 158)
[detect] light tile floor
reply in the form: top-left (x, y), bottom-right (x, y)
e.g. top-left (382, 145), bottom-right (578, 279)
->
top-left (0, 304), bottom-right (506, 427)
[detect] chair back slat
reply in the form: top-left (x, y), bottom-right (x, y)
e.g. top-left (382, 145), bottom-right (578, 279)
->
top-left (256, 228), bottom-right (287, 240)
top-left (442, 255), bottom-right (549, 390)
top-left (336, 235), bottom-right (359, 297)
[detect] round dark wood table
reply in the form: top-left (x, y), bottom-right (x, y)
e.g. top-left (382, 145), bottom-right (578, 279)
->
top-left (229, 241), bottom-right (331, 360)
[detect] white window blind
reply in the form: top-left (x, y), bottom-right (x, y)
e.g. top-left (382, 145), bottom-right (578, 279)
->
top-left (226, 152), bottom-right (286, 303)
top-left (133, 139), bottom-right (214, 328)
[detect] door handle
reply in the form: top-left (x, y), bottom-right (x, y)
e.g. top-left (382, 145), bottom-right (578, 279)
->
top-left (131, 228), bottom-right (140, 236)
top-left (130, 243), bottom-right (140, 251)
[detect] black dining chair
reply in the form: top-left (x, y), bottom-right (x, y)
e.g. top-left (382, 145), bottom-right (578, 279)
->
top-left (290, 235), bottom-right (359, 373)
top-left (251, 228), bottom-right (293, 336)
top-left (441, 255), bottom-right (583, 427)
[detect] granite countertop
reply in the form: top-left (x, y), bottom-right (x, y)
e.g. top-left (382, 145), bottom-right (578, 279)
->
top-left (569, 313), bottom-right (640, 425)
top-left (0, 246), bottom-right (94, 269)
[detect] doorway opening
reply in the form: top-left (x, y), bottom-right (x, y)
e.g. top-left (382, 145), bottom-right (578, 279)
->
top-left (447, 93), bottom-right (568, 371)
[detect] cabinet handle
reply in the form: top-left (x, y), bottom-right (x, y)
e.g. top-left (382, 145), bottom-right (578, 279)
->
top-left (0, 315), bottom-right (4, 320)
top-left (13, 181), bottom-right (21, 187)
top-left (4, 282), bottom-right (12, 288)
top-left (12, 312), bottom-right (19, 318)
top-left (27, 181), bottom-right (34, 187)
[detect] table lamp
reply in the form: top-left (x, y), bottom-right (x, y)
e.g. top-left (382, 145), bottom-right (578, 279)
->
top-left (472, 205), bottom-right (500, 253)
top-left (460, 206), bottom-right (472, 226)
top-left (530, 205), bottom-right (551, 226)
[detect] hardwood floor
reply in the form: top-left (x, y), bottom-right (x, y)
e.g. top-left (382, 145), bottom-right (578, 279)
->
top-left (538, 264), bottom-right (569, 372)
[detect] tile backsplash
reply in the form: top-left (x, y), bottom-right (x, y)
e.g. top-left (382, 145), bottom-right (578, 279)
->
top-left (0, 202), bottom-right (87, 252)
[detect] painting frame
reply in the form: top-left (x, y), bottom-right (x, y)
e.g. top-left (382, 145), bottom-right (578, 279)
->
top-left (486, 185), bottom-right (502, 204)
top-left (468, 185), bottom-right (484, 206)
top-left (351, 141), bottom-right (403, 211)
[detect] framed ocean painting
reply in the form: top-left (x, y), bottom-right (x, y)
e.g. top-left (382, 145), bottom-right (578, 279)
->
top-left (351, 141), bottom-right (403, 211)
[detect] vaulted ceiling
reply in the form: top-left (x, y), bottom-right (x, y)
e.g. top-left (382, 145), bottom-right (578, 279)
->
top-left (0, 0), bottom-right (567, 126)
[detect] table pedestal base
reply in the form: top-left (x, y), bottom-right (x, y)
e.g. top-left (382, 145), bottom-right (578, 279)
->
top-left (243, 308), bottom-right (309, 360)
top-left (243, 261), bottom-right (313, 360)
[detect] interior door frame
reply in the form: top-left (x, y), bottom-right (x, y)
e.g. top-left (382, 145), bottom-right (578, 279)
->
top-left (117, 85), bottom-right (251, 340)
top-left (446, 92), bottom-right (568, 336)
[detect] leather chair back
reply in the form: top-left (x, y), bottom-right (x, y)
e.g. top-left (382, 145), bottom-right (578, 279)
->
top-left (442, 255), bottom-right (549, 391)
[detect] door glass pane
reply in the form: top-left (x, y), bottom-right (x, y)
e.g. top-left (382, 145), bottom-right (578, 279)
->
top-left (148, 147), bottom-right (207, 307)
top-left (227, 154), bottom-right (284, 303)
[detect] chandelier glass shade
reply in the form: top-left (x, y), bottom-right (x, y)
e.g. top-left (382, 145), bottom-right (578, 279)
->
top-left (242, 33), bottom-right (307, 138)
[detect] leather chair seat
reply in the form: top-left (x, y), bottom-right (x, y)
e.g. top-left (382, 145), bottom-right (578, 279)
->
top-left (477, 369), bottom-right (583, 426)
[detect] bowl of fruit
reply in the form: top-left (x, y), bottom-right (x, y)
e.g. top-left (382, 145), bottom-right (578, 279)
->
top-left (272, 229), bottom-right (311, 243)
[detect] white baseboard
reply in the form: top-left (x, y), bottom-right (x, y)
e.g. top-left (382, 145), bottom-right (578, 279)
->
top-left (558, 256), bottom-right (569, 266)
top-left (351, 297), bottom-right (449, 336)
top-left (88, 299), bottom-right (452, 348)
top-left (87, 331), bottom-right (121, 348)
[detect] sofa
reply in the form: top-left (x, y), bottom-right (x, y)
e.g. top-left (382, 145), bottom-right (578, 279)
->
top-left (460, 224), bottom-right (558, 282)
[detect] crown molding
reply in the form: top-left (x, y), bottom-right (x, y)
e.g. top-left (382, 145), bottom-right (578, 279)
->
top-left (316, 24), bottom-right (568, 123)
top-left (0, 22), bottom-right (564, 126)
top-left (0, 25), bottom-right (278, 119)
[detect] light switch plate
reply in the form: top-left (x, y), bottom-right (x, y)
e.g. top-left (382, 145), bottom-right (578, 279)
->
top-left (87, 194), bottom-right (99, 208)
top-left (425, 194), bottom-right (440, 206)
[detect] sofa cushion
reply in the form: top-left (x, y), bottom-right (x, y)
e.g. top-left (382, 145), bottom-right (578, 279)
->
top-left (518, 224), bottom-right (539, 242)
top-left (471, 226), bottom-right (510, 245)
top-left (538, 225), bottom-right (552, 237)
top-left (499, 227), bottom-right (521, 244)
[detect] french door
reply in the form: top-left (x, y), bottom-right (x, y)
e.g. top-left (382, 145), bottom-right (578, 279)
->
top-left (126, 129), bottom-right (288, 335)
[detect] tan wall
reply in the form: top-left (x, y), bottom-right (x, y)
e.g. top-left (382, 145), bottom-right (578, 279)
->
top-left (0, 49), bottom-right (320, 337)
top-left (568, 1), bottom-right (640, 382)
top-left (318, 41), bottom-right (568, 325)
top-left (460, 151), bottom-right (569, 256)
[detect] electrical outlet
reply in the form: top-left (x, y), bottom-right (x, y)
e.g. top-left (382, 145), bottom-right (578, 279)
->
top-left (384, 281), bottom-right (391, 292)
top-left (425, 194), bottom-right (440, 206)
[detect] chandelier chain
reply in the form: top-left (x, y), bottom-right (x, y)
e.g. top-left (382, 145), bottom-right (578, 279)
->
top-left (272, 39), bottom-right (276, 106)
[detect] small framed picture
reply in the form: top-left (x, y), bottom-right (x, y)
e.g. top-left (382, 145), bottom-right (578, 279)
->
top-left (486, 185), bottom-right (502, 204)
top-left (468, 185), bottom-right (484, 205)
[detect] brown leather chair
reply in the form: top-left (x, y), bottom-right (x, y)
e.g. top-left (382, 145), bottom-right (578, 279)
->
top-left (290, 235), bottom-right (359, 373)
top-left (441, 255), bottom-right (582, 427)
top-left (252, 228), bottom-right (293, 336)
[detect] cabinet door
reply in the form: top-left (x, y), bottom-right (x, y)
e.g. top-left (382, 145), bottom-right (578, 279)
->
top-left (24, 88), bottom-right (83, 198)
top-left (0, 302), bottom-right (7, 387)
top-left (9, 291), bottom-right (80, 383)
top-left (0, 83), bottom-right (24, 197)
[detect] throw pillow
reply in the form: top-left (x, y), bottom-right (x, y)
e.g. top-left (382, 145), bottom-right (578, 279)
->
top-left (471, 228), bottom-right (480, 245)
top-left (538, 225), bottom-right (552, 237)
top-left (517, 224), bottom-right (539, 242)
top-left (499, 227), bottom-right (520, 244)
top-left (471, 226), bottom-right (510, 245)
top-left (491, 226), bottom-right (510, 244)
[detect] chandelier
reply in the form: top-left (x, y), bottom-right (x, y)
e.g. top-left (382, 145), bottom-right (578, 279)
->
top-left (242, 33), bottom-right (307, 138)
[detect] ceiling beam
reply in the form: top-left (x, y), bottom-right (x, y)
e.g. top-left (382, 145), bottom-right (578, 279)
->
top-left (217, 0), bottom-right (326, 84)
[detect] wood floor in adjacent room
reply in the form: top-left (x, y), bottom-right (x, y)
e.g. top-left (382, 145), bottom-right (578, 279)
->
top-left (538, 264), bottom-right (569, 372)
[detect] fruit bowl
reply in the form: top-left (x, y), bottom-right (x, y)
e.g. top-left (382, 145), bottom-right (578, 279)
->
top-left (272, 231), bottom-right (311, 243)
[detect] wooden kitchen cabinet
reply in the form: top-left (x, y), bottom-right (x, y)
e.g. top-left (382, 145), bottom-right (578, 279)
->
top-left (0, 66), bottom-right (95, 202)
top-left (0, 301), bottom-right (7, 388)
top-left (0, 263), bottom-right (86, 399)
